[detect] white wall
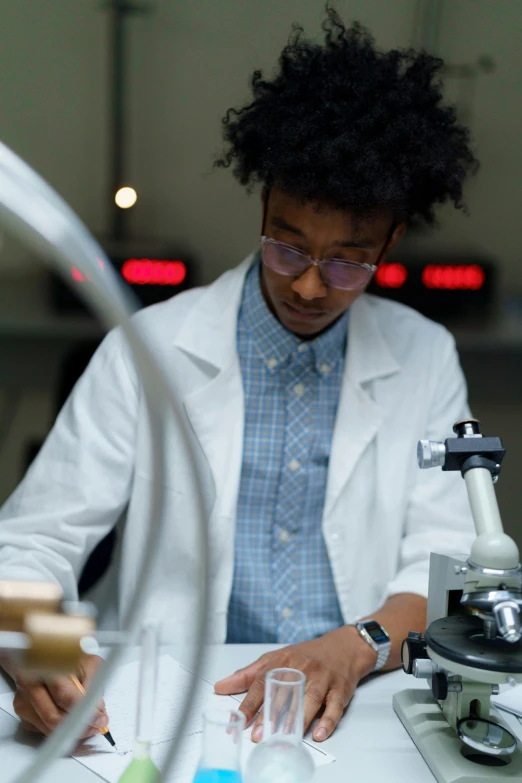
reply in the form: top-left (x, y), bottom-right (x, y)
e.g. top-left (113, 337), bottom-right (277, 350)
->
top-left (2, 1), bottom-right (520, 286)
top-left (2, 1), bottom-right (521, 286)
top-left (0, 0), bottom-right (107, 271)
top-left (406, 0), bottom-right (522, 293)
top-left (0, 0), bottom-right (414, 281)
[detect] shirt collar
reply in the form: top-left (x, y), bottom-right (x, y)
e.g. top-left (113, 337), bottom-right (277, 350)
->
top-left (240, 259), bottom-right (349, 373)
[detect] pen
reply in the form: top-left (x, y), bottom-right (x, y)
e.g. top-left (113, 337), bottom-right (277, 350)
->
top-left (69, 674), bottom-right (117, 749)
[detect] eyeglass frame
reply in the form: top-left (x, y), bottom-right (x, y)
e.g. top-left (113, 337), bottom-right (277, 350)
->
top-left (260, 221), bottom-right (397, 292)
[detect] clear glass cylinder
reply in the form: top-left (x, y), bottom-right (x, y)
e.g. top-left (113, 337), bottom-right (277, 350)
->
top-left (245, 669), bottom-right (314, 783)
top-left (135, 622), bottom-right (159, 751)
top-left (193, 707), bottom-right (245, 783)
top-left (263, 668), bottom-right (305, 743)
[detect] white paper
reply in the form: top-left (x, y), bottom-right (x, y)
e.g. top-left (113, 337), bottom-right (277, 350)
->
top-left (492, 684), bottom-right (522, 719)
top-left (0, 655), bottom-right (335, 782)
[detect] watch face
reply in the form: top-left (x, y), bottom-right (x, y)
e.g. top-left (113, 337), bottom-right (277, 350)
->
top-left (364, 621), bottom-right (389, 644)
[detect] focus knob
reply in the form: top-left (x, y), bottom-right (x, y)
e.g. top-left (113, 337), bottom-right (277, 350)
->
top-left (417, 440), bottom-right (446, 470)
top-left (401, 631), bottom-right (428, 675)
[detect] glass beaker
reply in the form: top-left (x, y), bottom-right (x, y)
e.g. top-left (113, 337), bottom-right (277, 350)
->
top-left (193, 707), bottom-right (245, 783)
top-left (244, 669), bottom-right (314, 783)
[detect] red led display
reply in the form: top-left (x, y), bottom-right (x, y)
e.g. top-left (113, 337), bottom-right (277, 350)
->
top-left (71, 267), bottom-right (85, 283)
top-left (374, 263), bottom-right (408, 288)
top-left (121, 259), bottom-right (187, 286)
top-left (422, 264), bottom-right (485, 290)
top-left (374, 263), bottom-right (486, 291)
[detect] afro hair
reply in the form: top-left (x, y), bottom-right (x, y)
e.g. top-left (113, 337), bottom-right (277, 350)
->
top-left (216, 6), bottom-right (478, 225)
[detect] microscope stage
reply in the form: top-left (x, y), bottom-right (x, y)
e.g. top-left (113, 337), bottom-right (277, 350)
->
top-left (426, 616), bottom-right (522, 673)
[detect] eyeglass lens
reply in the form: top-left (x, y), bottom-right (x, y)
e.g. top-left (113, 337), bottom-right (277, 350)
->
top-left (262, 242), bottom-right (371, 290)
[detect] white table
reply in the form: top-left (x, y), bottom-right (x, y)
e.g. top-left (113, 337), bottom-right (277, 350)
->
top-left (0, 644), bottom-right (435, 783)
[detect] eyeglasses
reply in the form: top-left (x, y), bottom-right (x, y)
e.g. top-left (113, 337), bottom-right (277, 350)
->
top-left (260, 236), bottom-right (378, 291)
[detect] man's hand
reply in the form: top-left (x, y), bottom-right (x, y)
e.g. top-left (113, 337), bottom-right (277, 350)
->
top-left (4, 654), bottom-right (108, 739)
top-left (214, 626), bottom-right (376, 742)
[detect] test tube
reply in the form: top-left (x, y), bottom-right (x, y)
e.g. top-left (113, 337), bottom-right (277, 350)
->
top-left (117, 623), bottom-right (160, 783)
top-left (134, 622), bottom-right (159, 758)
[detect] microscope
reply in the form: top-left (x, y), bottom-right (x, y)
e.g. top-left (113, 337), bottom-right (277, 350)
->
top-left (394, 419), bottom-right (522, 782)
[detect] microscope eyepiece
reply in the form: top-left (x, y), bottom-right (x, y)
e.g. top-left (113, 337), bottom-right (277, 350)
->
top-left (453, 419), bottom-right (482, 438)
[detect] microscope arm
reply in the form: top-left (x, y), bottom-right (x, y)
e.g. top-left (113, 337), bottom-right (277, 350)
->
top-left (419, 419), bottom-right (522, 643)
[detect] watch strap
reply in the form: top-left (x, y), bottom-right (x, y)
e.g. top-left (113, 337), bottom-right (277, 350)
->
top-left (375, 642), bottom-right (390, 671)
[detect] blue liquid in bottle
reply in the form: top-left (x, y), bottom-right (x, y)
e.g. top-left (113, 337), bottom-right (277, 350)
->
top-left (193, 706), bottom-right (245, 783)
top-left (192, 769), bottom-right (243, 783)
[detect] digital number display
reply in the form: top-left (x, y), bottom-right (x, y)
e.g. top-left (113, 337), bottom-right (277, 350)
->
top-left (366, 622), bottom-right (389, 642)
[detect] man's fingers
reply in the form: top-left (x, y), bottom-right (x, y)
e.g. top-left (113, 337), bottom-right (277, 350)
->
top-left (21, 716), bottom-right (47, 736)
top-left (15, 683), bottom-right (102, 740)
top-left (14, 684), bottom-right (67, 735)
top-left (312, 691), bottom-right (346, 742)
top-left (214, 659), bottom-right (265, 696)
top-left (12, 656), bottom-right (108, 740)
top-left (16, 693), bottom-right (98, 740)
top-left (14, 689), bottom-right (46, 734)
top-left (47, 676), bottom-right (108, 728)
top-left (46, 677), bottom-right (83, 712)
top-left (238, 674), bottom-right (266, 727)
top-left (302, 680), bottom-right (329, 734)
top-left (250, 707), bottom-right (264, 743)
top-left (72, 653), bottom-right (109, 728)
top-left (79, 655), bottom-right (105, 689)
top-left (78, 723), bottom-right (102, 740)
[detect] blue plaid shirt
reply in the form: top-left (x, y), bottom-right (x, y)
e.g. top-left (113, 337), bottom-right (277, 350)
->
top-left (226, 260), bottom-right (348, 644)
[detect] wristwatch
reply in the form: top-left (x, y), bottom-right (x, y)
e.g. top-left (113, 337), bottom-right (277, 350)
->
top-left (353, 619), bottom-right (391, 672)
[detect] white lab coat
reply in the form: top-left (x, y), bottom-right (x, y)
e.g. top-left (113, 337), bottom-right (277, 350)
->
top-left (0, 256), bottom-right (475, 642)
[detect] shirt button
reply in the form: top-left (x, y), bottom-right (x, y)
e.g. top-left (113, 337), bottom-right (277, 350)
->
top-left (293, 382), bottom-right (306, 397)
top-left (282, 608), bottom-right (293, 619)
top-left (331, 532), bottom-right (340, 541)
top-left (266, 357), bottom-right (278, 370)
top-left (288, 458), bottom-right (300, 472)
top-left (297, 343), bottom-right (308, 353)
top-left (319, 363), bottom-right (330, 374)
top-left (279, 529), bottom-right (290, 543)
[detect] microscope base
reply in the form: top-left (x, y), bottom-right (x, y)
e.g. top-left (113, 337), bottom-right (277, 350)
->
top-left (393, 689), bottom-right (522, 782)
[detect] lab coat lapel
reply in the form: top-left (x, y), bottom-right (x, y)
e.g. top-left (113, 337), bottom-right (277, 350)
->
top-left (173, 257), bottom-right (253, 520)
top-left (324, 295), bottom-right (401, 520)
top-left (183, 360), bottom-right (244, 520)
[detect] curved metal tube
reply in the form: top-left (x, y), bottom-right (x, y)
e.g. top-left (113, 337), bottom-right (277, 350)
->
top-left (0, 141), bottom-right (209, 783)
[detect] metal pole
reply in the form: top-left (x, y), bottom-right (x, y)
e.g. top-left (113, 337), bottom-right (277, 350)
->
top-left (418, 0), bottom-right (442, 54)
top-left (109, 0), bottom-right (126, 241)
top-left (106, 0), bottom-right (151, 241)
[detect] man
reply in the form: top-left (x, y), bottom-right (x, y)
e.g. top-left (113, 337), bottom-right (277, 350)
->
top-left (0, 11), bottom-right (476, 744)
